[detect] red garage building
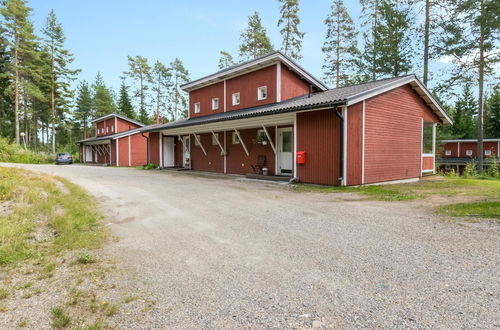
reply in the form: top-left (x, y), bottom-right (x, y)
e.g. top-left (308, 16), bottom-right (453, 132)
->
top-left (142, 51), bottom-right (452, 186)
top-left (79, 113), bottom-right (150, 166)
top-left (439, 139), bottom-right (500, 173)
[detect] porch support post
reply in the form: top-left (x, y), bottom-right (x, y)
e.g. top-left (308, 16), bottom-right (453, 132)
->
top-left (234, 129), bottom-right (249, 157)
top-left (192, 134), bottom-right (207, 156)
top-left (432, 123), bottom-right (437, 173)
top-left (116, 139), bottom-right (120, 166)
top-left (262, 125), bottom-right (276, 155)
top-left (211, 131), bottom-right (225, 154)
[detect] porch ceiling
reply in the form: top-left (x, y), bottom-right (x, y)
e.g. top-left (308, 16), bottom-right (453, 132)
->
top-left (159, 112), bottom-right (295, 135)
top-left (82, 139), bottom-right (110, 145)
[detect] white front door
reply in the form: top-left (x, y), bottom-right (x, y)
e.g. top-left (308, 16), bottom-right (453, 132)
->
top-left (85, 146), bottom-right (93, 163)
top-left (182, 136), bottom-right (190, 168)
top-left (278, 127), bottom-right (293, 175)
top-left (163, 137), bottom-right (175, 167)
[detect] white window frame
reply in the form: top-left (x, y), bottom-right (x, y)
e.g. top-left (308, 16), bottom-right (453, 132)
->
top-left (194, 134), bottom-right (201, 146)
top-left (466, 150), bottom-right (473, 156)
top-left (445, 150), bottom-right (451, 156)
top-left (257, 129), bottom-right (265, 138)
top-left (212, 98), bottom-right (219, 110)
top-left (97, 128), bottom-right (100, 134)
top-left (232, 92), bottom-right (240, 106)
top-left (111, 125), bottom-right (114, 132)
top-left (211, 133), bottom-right (219, 146)
top-left (257, 86), bottom-right (267, 100)
top-left (485, 150), bottom-right (492, 156)
top-left (194, 102), bottom-right (201, 114)
top-left (232, 132), bottom-right (240, 144)
top-left (106, 127), bottom-right (109, 133)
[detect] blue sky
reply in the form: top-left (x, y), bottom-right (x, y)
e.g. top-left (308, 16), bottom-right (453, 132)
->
top-left (29, 0), bottom-right (364, 91)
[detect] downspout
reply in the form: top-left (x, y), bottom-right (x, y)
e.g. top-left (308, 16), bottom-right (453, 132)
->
top-left (141, 132), bottom-right (150, 164)
top-left (335, 107), bottom-right (344, 184)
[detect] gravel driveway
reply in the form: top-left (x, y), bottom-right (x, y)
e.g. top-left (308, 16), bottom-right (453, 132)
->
top-left (4, 164), bottom-right (499, 329)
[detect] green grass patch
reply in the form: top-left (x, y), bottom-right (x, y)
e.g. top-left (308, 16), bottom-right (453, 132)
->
top-left (0, 167), bottom-right (107, 266)
top-left (50, 306), bottom-right (71, 328)
top-left (76, 252), bottom-right (97, 264)
top-left (0, 288), bottom-right (8, 300)
top-left (438, 201), bottom-right (500, 218)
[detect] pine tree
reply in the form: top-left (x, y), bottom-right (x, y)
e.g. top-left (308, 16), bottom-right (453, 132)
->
top-left (42, 9), bottom-right (79, 153)
top-left (0, 0), bottom-right (38, 144)
top-left (0, 20), bottom-right (14, 138)
top-left (434, 0), bottom-right (499, 172)
top-left (375, 0), bottom-right (414, 77)
top-left (451, 83), bottom-right (477, 139)
top-left (74, 80), bottom-right (92, 139)
top-left (92, 73), bottom-right (116, 119)
top-left (218, 50), bottom-right (236, 69)
top-left (322, 0), bottom-right (360, 87)
top-left (124, 55), bottom-right (151, 124)
top-left (151, 61), bottom-right (172, 124)
top-left (360, 0), bottom-right (382, 80)
top-left (168, 58), bottom-right (189, 121)
top-left (277, 0), bottom-right (304, 61)
top-left (239, 12), bottom-right (273, 60)
top-left (484, 85), bottom-right (500, 139)
top-left (117, 80), bottom-right (135, 120)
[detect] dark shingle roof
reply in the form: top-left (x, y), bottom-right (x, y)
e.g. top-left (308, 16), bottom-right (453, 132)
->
top-left (78, 126), bottom-right (146, 144)
top-left (142, 75), bottom-right (422, 133)
top-left (91, 113), bottom-right (145, 127)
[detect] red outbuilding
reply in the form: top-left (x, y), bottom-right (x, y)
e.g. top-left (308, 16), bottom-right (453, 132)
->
top-left (78, 114), bottom-right (150, 166)
top-left (439, 139), bottom-right (500, 173)
top-left (141, 51), bottom-right (452, 186)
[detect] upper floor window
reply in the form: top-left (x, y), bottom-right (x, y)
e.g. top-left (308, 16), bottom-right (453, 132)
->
top-left (445, 150), bottom-right (451, 156)
top-left (111, 125), bottom-right (114, 132)
top-left (212, 133), bottom-right (219, 145)
top-left (97, 128), bottom-right (100, 135)
top-left (466, 150), bottom-right (473, 156)
top-left (212, 98), bottom-right (219, 110)
top-left (485, 150), bottom-right (492, 156)
top-left (232, 93), bottom-right (240, 106)
top-left (194, 102), bottom-right (201, 113)
top-left (257, 86), bottom-right (267, 100)
top-left (194, 134), bottom-right (201, 146)
top-left (106, 127), bottom-right (109, 133)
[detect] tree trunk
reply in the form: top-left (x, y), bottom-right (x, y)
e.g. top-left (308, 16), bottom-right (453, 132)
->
top-left (336, 9), bottom-right (341, 88)
top-left (174, 74), bottom-right (178, 121)
top-left (14, 46), bottom-right (20, 144)
top-left (156, 81), bottom-right (160, 124)
top-left (51, 47), bottom-right (56, 154)
top-left (423, 0), bottom-right (430, 85)
top-left (477, 0), bottom-right (485, 174)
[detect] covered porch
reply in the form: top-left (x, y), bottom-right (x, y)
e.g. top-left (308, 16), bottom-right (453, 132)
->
top-left (81, 140), bottom-right (112, 165)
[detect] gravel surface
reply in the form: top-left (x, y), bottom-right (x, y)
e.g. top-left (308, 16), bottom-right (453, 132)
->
top-left (3, 163), bottom-right (499, 329)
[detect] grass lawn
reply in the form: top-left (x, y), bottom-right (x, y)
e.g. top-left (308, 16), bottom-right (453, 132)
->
top-left (293, 176), bottom-right (500, 218)
top-left (0, 166), bottom-right (106, 265)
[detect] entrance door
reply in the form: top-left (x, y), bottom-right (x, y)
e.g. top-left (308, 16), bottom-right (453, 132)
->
top-left (85, 146), bottom-right (93, 163)
top-left (163, 137), bottom-right (175, 167)
top-left (278, 127), bottom-right (293, 175)
top-left (182, 136), bottom-right (190, 168)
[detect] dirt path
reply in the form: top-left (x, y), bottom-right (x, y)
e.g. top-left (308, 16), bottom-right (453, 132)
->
top-left (3, 163), bottom-right (499, 329)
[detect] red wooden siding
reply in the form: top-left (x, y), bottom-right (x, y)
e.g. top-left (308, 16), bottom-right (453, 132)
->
top-left (364, 84), bottom-right (440, 184)
top-left (117, 118), bottom-right (140, 133)
top-left (422, 156), bottom-right (434, 170)
top-left (110, 140), bottom-right (116, 165)
top-left (189, 82), bottom-right (224, 118)
top-left (190, 133), bottom-right (225, 173)
top-left (129, 134), bottom-right (148, 166)
top-left (149, 132), bottom-right (160, 165)
top-left (96, 121), bottom-right (104, 136)
top-left (281, 65), bottom-right (310, 101)
top-left (226, 65), bottom-right (276, 112)
top-left (457, 141), bottom-right (499, 158)
top-left (347, 103), bottom-right (363, 185)
top-left (226, 128), bottom-right (277, 175)
top-left (441, 142), bottom-right (459, 157)
top-left (118, 136), bottom-right (129, 166)
top-left (175, 136), bottom-right (183, 167)
top-left (297, 109), bottom-right (341, 185)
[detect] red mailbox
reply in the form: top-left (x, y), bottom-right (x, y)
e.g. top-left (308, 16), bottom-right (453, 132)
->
top-left (296, 151), bottom-right (306, 164)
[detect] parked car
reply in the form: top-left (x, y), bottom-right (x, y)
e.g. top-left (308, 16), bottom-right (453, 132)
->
top-left (55, 152), bottom-right (73, 165)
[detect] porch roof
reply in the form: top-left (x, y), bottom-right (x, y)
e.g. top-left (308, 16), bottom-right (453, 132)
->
top-left (142, 74), bottom-right (452, 135)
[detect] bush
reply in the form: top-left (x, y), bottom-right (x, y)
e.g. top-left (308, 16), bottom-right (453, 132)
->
top-left (142, 163), bottom-right (157, 170)
top-left (0, 137), bottom-right (54, 164)
top-left (463, 161), bottom-right (478, 178)
top-left (486, 155), bottom-right (499, 178)
top-left (76, 252), bottom-right (96, 264)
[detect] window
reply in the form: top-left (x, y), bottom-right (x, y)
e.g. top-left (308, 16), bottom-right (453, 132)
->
top-left (194, 135), bottom-right (201, 146)
top-left (212, 98), bottom-right (219, 110)
top-left (485, 150), bottom-right (492, 156)
top-left (194, 102), bottom-right (200, 113)
top-left (106, 127), bottom-right (109, 133)
top-left (466, 150), bottom-right (473, 156)
top-left (257, 86), bottom-right (267, 100)
top-left (97, 129), bottom-right (100, 134)
top-left (232, 132), bottom-right (240, 144)
top-left (212, 133), bottom-right (219, 146)
top-left (445, 150), bottom-right (451, 156)
top-left (111, 125), bottom-right (114, 132)
top-left (422, 121), bottom-right (433, 154)
top-left (232, 93), bottom-right (240, 106)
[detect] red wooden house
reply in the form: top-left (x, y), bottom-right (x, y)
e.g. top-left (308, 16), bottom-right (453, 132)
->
top-left (79, 113), bottom-right (149, 166)
top-left (142, 51), bottom-right (452, 186)
top-left (439, 139), bottom-right (500, 173)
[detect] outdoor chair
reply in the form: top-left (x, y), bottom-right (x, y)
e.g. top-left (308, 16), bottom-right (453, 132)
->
top-left (251, 155), bottom-right (266, 174)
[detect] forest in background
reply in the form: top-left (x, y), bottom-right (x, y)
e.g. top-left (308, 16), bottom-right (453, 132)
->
top-left (0, 0), bottom-right (498, 157)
